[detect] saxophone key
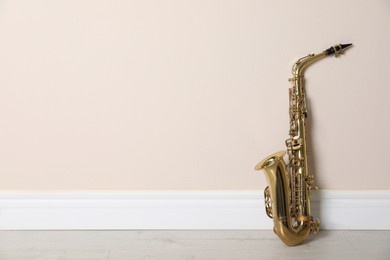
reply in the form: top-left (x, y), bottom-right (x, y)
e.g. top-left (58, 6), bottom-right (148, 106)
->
top-left (286, 136), bottom-right (302, 150)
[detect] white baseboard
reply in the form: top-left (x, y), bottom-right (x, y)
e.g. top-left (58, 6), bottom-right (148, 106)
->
top-left (0, 190), bottom-right (389, 230)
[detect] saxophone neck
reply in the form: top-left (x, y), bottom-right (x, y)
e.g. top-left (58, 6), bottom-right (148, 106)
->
top-left (291, 43), bottom-right (352, 77)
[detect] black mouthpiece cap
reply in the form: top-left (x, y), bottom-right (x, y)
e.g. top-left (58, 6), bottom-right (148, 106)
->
top-left (326, 43), bottom-right (353, 56)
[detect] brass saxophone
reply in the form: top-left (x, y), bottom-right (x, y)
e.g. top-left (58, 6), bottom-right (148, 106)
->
top-left (255, 44), bottom-right (352, 246)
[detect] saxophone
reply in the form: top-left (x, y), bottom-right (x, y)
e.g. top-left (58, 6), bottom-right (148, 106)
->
top-left (255, 44), bottom-right (352, 246)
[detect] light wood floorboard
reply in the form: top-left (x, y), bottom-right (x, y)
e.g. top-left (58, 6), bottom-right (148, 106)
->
top-left (0, 230), bottom-right (388, 259)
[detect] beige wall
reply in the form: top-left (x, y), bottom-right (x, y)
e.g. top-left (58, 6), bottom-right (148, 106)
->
top-left (0, 0), bottom-right (389, 190)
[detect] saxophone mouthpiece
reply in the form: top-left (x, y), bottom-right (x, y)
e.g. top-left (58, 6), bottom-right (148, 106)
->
top-left (326, 43), bottom-right (353, 57)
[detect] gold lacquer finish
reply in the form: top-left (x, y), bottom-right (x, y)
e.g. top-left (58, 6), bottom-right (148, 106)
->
top-left (255, 44), bottom-right (352, 246)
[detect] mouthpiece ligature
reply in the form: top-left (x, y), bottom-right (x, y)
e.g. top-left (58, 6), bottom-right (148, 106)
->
top-left (326, 43), bottom-right (353, 57)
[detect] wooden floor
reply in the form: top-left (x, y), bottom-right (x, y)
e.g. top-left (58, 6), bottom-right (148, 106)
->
top-left (0, 230), bottom-right (389, 259)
